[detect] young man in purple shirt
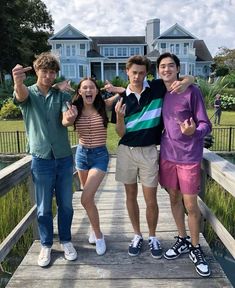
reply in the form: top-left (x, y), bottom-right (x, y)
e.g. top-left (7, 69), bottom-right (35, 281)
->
top-left (157, 53), bottom-right (212, 277)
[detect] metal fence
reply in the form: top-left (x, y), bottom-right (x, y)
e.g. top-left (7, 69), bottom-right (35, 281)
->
top-left (0, 127), bottom-right (235, 154)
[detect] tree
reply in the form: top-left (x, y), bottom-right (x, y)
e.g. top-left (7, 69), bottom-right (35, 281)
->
top-left (0, 0), bottom-right (54, 79)
top-left (213, 47), bottom-right (235, 75)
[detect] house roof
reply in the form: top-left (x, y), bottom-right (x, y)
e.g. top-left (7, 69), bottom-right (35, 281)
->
top-left (146, 49), bottom-right (160, 58)
top-left (87, 49), bottom-right (104, 58)
top-left (194, 40), bottom-right (213, 61)
top-left (50, 23), bottom-right (212, 63)
top-left (91, 36), bottom-right (146, 45)
top-left (49, 24), bottom-right (92, 41)
top-left (158, 23), bottom-right (197, 40)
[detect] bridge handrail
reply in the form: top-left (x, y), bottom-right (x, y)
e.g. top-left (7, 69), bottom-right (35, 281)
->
top-left (199, 148), bottom-right (235, 259)
top-left (0, 147), bottom-right (79, 264)
top-left (0, 148), bottom-right (234, 264)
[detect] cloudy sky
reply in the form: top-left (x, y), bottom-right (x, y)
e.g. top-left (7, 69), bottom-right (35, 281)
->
top-left (42, 0), bottom-right (235, 57)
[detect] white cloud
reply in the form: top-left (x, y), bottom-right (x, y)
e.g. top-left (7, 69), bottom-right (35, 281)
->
top-left (42, 0), bottom-right (235, 56)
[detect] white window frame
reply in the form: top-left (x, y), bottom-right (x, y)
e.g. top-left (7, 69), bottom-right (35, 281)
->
top-left (129, 47), bottom-right (140, 56)
top-left (62, 64), bottom-right (76, 79)
top-left (78, 65), bottom-right (87, 78)
top-left (103, 47), bottom-right (115, 57)
top-left (79, 43), bottom-right (86, 56)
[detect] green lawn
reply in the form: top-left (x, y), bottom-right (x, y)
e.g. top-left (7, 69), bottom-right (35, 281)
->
top-left (0, 109), bottom-right (234, 154)
top-left (0, 120), bottom-right (120, 154)
top-left (1, 110), bottom-right (235, 132)
top-left (207, 109), bottom-right (235, 126)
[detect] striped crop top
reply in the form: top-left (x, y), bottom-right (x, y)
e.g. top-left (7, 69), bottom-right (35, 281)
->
top-left (75, 113), bottom-right (107, 148)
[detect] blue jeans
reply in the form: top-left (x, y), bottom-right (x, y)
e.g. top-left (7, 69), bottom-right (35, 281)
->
top-left (31, 155), bottom-right (74, 247)
top-left (75, 144), bottom-right (109, 172)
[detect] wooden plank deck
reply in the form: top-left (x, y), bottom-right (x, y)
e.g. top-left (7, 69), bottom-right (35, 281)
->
top-left (6, 156), bottom-right (232, 287)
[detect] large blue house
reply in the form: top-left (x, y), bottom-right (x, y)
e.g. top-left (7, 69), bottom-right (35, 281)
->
top-left (48, 18), bottom-right (213, 82)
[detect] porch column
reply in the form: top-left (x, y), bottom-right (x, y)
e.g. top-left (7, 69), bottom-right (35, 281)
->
top-left (116, 63), bottom-right (119, 77)
top-left (101, 61), bottom-right (104, 82)
top-left (87, 63), bottom-right (91, 77)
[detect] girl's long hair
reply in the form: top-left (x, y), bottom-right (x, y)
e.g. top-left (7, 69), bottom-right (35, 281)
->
top-left (72, 77), bottom-right (109, 128)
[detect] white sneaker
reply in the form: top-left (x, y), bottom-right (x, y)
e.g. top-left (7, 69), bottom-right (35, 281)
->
top-left (61, 242), bottom-right (77, 261)
top-left (38, 246), bottom-right (51, 267)
top-left (88, 231), bottom-right (96, 244)
top-left (96, 235), bottom-right (106, 255)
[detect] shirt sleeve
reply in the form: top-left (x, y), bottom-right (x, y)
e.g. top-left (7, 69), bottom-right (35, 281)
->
top-left (191, 86), bottom-right (212, 139)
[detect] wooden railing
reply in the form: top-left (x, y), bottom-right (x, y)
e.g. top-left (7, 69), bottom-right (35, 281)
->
top-left (0, 155), bottom-right (35, 263)
top-left (199, 148), bottom-right (235, 259)
top-left (0, 148), bottom-right (234, 265)
top-left (0, 147), bottom-right (79, 264)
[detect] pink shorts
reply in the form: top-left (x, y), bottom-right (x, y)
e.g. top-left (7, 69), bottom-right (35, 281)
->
top-left (159, 159), bottom-right (201, 195)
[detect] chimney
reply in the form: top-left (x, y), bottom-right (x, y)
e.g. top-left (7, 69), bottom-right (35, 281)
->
top-left (145, 18), bottom-right (160, 53)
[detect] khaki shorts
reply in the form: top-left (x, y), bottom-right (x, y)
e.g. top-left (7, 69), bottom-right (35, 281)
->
top-left (116, 144), bottom-right (159, 187)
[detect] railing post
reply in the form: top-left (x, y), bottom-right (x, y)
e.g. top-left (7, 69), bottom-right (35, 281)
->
top-left (228, 127), bottom-right (232, 152)
top-left (16, 131), bottom-right (20, 154)
top-left (27, 176), bottom-right (39, 240)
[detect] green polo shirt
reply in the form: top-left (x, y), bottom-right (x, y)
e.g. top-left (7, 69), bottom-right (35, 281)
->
top-left (14, 84), bottom-right (72, 159)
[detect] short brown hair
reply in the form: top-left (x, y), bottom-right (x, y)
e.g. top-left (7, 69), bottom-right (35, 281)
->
top-left (33, 52), bottom-right (60, 72)
top-left (126, 55), bottom-right (151, 72)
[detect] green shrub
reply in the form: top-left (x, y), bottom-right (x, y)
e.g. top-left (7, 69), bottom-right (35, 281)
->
top-left (197, 76), bottom-right (229, 108)
top-left (0, 99), bottom-right (22, 120)
top-left (0, 80), bottom-right (14, 108)
top-left (221, 94), bottom-right (235, 110)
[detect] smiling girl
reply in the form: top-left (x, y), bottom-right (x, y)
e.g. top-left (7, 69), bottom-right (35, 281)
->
top-left (72, 77), bottom-right (109, 255)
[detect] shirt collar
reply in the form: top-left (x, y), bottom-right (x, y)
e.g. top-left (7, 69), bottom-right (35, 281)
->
top-left (126, 80), bottom-right (150, 96)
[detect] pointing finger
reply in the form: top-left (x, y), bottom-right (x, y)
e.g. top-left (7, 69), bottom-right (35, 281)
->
top-left (23, 67), bottom-right (32, 72)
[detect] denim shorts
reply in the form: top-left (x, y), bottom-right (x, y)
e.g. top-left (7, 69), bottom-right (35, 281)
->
top-left (75, 144), bottom-right (109, 172)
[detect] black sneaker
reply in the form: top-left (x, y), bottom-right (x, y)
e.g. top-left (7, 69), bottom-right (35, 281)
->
top-left (148, 237), bottom-right (162, 259)
top-left (189, 244), bottom-right (211, 277)
top-left (164, 235), bottom-right (191, 260)
top-left (128, 235), bottom-right (143, 256)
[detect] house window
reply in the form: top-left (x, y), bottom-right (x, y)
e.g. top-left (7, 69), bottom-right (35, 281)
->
top-left (160, 43), bottom-right (166, 53)
top-left (62, 64), bottom-right (76, 78)
top-left (103, 47), bottom-right (114, 57)
top-left (180, 63), bottom-right (186, 75)
top-left (55, 44), bottom-right (62, 55)
top-left (117, 48), bottom-right (122, 57)
top-left (188, 64), bottom-right (195, 76)
top-left (79, 65), bottom-right (87, 78)
top-left (175, 44), bottom-right (180, 55)
top-left (66, 45), bottom-right (71, 57)
top-left (183, 43), bottom-right (189, 55)
top-left (117, 47), bottom-right (127, 57)
top-left (130, 47), bottom-right (140, 56)
top-left (170, 44), bottom-right (174, 53)
top-left (71, 45), bottom-right (76, 56)
top-left (80, 44), bottom-right (85, 56)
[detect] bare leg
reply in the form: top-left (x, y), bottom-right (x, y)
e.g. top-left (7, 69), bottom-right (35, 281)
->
top-left (79, 169), bottom-right (105, 239)
top-left (142, 185), bottom-right (158, 236)
top-left (168, 188), bottom-right (187, 237)
top-left (183, 194), bottom-right (201, 246)
top-left (125, 183), bottom-right (141, 235)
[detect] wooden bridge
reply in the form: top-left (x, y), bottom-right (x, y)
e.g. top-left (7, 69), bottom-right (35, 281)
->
top-left (0, 150), bottom-right (234, 287)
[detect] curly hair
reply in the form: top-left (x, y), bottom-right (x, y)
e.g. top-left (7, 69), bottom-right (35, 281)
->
top-left (33, 52), bottom-right (60, 72)
top-left (72, 77), bottom-right (109, 128)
